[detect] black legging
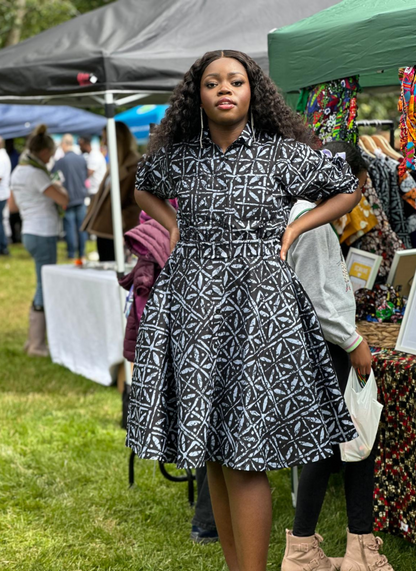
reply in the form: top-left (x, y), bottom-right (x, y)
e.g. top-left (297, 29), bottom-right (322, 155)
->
top-left (293, 342), bottom-right (377, 537)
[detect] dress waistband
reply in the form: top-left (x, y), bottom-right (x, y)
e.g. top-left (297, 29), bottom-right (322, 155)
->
top-left (177, 237), bottom-right (282, 259)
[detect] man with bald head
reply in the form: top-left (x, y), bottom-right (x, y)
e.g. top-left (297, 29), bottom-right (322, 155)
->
top-left (53, 134), bottom-right (88, 261)
top-left (0, 136), bottom-right (12, 255)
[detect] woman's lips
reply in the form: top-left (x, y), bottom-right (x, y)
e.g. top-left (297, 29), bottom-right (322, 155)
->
top-left (216, 98), bottom-right (235, 110)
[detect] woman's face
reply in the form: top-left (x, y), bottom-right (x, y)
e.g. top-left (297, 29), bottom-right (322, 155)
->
top-left (37, 147), bottom-right (54, 164)
top-left (200, 57), bottom-right (251, 127)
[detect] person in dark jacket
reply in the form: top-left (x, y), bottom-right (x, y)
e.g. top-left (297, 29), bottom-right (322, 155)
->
top-left (81, 122), bottom-right (141, 261)
top-left (53, 134), bottom-right (88, 260)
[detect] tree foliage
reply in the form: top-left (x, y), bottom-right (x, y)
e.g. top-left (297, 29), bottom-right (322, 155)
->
top-left (0, 0), bottom-right (116, 48)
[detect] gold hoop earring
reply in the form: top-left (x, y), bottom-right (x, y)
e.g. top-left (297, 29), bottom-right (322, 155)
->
top-left (251, 109), bottom-right (256, 142)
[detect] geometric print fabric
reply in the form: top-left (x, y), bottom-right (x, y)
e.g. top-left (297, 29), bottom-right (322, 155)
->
top-left (126, 123), bottom-right (358, 471)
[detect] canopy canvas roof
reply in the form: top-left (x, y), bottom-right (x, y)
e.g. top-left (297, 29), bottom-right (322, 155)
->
top-left (114, 105), bottom-right (168, 144)
top-left (0, 0), bottom-right (341, 107)
top-left (0, 104), bottom-right (106, 139)
top-left (268, 0), bottom-right (416, 93)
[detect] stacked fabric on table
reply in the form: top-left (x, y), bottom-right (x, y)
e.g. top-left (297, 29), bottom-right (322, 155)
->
top-left (372, 350), bottom-right (416, 544)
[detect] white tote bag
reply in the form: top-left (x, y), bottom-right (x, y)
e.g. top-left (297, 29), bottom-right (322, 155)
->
top-left (340, 368), bottom-right (383, 462)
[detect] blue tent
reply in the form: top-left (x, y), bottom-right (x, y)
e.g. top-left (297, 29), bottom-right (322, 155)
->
top-left (115, 105), bottom-right (168, 144)
top-left (0, 104), bottom-right (107, 139)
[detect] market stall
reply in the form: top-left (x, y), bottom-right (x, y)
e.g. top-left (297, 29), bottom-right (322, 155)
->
top-left (268, 0), bottom-right (416, 543)
top-left (0, 0), bottom-right (342, 391)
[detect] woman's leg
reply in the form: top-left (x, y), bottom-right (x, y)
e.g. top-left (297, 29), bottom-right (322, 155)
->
top-left (292, 454), bottom-right (336, 536)
top-left (31, 235), bottom-right (57, 308)
top-left (206, 462), bottom-right (239, 571)
top-left (344, 440), bottom-right (378, 534)
top-left (75, 204), bottom-right (88, 259)
top-left (223, 466), bottom-right (272, 571)
top-left (63, 207), bottom-right (76, 259)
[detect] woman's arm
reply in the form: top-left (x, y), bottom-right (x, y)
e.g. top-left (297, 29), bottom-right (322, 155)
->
top-left (43, 183), bottom-right (69, 208)
top-left (8, 192), bottom-right (19, 214)
top-left (281, 187), bottom-right (361, 260)
top-left (135, 190), bottom-right (179, 251)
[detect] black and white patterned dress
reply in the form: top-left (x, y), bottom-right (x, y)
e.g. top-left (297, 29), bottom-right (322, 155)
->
top-left (126, 124), bottom-right (358, 471)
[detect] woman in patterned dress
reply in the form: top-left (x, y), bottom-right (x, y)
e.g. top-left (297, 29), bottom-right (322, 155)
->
top-left (126, 50), bottom-right (361, 571)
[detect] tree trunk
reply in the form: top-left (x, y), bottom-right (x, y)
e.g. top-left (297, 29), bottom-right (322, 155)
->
top-left (5, 0), bottom-right (27, 47)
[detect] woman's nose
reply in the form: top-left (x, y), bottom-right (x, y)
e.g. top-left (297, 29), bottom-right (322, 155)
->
top-left (218, 84), bottom-right (232, 95)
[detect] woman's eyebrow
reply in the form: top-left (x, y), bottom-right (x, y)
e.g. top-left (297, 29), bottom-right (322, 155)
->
top-left (204, 72), bottom-right (245, 79)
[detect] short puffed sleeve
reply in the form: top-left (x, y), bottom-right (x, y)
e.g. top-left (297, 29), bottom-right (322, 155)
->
top-left (275, 139), bottom-right (358, 201)
top-left (135, 146), bottom-right (176, 199)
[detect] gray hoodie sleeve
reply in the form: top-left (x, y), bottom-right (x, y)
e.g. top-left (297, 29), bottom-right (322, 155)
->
top-left (288, 223), bottom-right (358, 348)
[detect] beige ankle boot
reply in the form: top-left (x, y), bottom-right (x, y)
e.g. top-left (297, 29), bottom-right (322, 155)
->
top-left (341, 530), bottom-right (394, 571)
top-left (282, 529), bottom-right (343, 571)
top-left (26, 307), bottom-right (49, 358)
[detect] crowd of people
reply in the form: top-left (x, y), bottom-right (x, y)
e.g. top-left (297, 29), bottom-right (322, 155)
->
top-left (2, 121), bottom-right (141, 357)
top-left (1, 48), bottom-right (400, 571)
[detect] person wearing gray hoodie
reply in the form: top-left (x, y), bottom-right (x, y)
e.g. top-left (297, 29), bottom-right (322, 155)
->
top-left (282, 141), bottom-right (394, 571)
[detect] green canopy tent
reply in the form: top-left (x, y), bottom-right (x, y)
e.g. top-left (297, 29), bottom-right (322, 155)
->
top-left (268, 0), bottom-right (416, 93)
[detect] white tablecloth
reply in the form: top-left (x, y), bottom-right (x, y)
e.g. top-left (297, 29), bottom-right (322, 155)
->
top-left (42, 265), bottom-right (124, 385)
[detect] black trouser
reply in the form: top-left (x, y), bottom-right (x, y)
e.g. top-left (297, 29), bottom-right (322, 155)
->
top-left (192, 466), bottom-right (216, 531)
top-left (293, 342), bottom-right (377, 537)
top-left (97, 237), bottom-right (115, 262)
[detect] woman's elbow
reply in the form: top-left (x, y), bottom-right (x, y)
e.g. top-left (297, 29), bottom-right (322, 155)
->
top-left (135, 189), bottom-right (148, 208)
top-left (351, 186), bottom-right (362, 207)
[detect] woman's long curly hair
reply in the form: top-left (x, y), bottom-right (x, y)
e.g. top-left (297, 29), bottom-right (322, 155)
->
top-left (148, 50), bottom-right (315, 155)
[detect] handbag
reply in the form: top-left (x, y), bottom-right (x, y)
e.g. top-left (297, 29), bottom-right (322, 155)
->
top-left (339, 368), bottom-right (383, 462)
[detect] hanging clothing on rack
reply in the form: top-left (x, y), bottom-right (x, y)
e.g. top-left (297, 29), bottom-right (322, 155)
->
top-left (375, 153), bottom-right (411, 248)
top-left (398, 66), bottom-right (416, 180)
top-left (354, 176), bottom-right (405, 277)
top-left (357, 148), bottom-right (410, 249)
top-left (298, 76), bottom-right (360, 145)
top-left (400, 170), bottom-right (416, 247)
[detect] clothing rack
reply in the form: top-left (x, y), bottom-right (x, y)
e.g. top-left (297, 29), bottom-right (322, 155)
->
top-left (357, 120), bottom-right (395, 148)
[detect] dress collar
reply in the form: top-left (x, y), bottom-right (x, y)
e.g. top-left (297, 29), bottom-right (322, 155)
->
top-left (200, 121), bottom-right (254, 148)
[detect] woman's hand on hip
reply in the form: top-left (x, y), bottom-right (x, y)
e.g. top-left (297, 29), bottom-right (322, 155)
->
top-left (280, 223), bottom-right (300, 261)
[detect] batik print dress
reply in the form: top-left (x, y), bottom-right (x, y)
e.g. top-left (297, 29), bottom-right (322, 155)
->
top-left (126, 124), bottom-right (358, 471)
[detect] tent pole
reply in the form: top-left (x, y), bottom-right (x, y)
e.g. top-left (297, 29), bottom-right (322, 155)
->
top-left (105, 92), bottom-right (132, 389)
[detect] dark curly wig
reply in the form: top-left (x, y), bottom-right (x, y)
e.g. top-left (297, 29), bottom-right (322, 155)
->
top-left (148, 50), bottom-right (316, 155)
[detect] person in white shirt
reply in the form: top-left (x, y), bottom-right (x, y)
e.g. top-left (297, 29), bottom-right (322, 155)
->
top-left (10, 124), bottom-right (68, 357)
top-left (78, 136), bottom-right (107, 196)
top-left (0, 136), bottom-right (12, 255)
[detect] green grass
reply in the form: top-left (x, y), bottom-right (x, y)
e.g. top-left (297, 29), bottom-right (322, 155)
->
top-left (1, 243), bottom-right (415, 570)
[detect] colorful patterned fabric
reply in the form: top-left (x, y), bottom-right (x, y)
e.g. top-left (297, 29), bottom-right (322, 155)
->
top-left (398, 67), bottom-right (416, 180)
top-left (354, 176), bottom-right (405, 277)
top-left (299, 77), bottom-right (360, 145)
top-left (126, 124), bottom-right (358, 471)
top-left (333, 195), bottom-right (378, 246)
top-left (368, 153), bottom-right (411, 249)
top-left (373, 350), bottom-right (416, 544)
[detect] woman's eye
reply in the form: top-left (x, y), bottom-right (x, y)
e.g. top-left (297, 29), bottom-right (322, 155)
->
top-left (232, 81), bottom-right (243, 87)
top-left (206, 83), bottom-right (217, 89)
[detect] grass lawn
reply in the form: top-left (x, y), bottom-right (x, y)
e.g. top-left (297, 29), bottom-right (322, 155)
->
top-left (0, 242), bottom-right (415, 571)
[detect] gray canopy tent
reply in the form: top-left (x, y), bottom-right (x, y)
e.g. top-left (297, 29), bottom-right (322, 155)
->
top-left (0, 0), bottom-right (342, 393)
